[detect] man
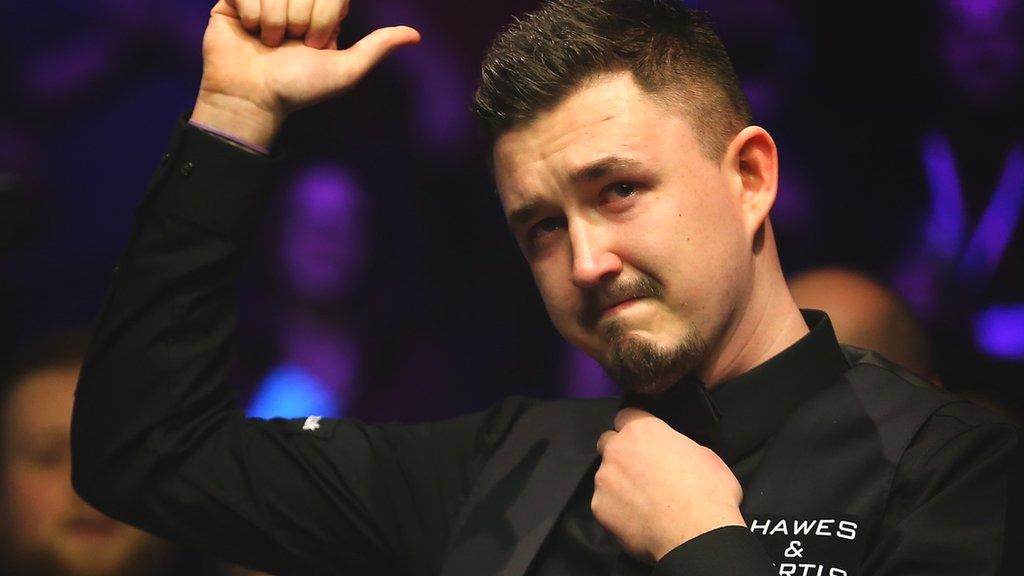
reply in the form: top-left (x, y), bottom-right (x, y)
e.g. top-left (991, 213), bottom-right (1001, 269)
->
top-left (71, 1), bottom-right (1022, 575)
top-left (0, 332), bottom-right (172, 576)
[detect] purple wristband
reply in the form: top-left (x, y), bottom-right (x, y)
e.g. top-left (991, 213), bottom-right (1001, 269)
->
top-left (188, 119), bottom-right (271, 156)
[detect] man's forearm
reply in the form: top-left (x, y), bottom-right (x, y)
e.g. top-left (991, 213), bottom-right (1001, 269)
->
top-left (71, 118), bottom-right (278, 515)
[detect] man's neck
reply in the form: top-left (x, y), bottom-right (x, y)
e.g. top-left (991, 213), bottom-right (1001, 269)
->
top-left (699, 269), bottom-right (809, 389)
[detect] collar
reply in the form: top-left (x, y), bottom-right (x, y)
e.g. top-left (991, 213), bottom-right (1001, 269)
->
top-left (623, 310), bottom-right (850, 463)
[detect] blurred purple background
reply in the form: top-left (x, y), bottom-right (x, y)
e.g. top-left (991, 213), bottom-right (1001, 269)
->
top-left (1, 0), bottom-right (1022, 418)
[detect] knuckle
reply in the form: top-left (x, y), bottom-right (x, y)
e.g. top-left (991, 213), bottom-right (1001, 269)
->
top-left (237, 10), bottom-right (260, 29)
top-left (602, 438), bottom-right (621, 460)
top-left (237, 0), bottom-right (259, 14)
top-left (288, 1), bottom-right (312, 17)
top-left (288, 7), bottom-right (312, 22)
top-left (621, 425), bottom-right (641, 444)
top-left (306, 18), bottom-right (332, 34)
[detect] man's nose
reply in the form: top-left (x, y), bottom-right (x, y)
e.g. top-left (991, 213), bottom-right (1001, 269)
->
top-left (569, 221), bottom-right (622, 288)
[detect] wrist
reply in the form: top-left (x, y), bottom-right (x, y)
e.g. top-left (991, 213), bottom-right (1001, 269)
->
top-left (191, 91), bottom-right (283, 150)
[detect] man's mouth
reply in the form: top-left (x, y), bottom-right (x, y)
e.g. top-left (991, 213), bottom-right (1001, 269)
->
top-left (579, 276), bottom-right (664, 329)
top-left (600, 296), bottom-right (645, 318)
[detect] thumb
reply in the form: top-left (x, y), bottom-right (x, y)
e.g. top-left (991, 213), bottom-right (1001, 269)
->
top-left (329, 26), bottom-right (421, 89)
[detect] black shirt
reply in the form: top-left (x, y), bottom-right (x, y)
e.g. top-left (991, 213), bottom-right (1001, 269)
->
top-left (531, 308), bottom-right (849, 575)
top-left (72, 121), bottom-right (1023, 576)
top-left (531, 308), bottom-right (1023, 575)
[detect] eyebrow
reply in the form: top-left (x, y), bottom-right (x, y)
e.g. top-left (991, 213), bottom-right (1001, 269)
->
top-left (507, 200), bottom-right (541, 230)
top-left (505, 156), bottom-right (645, 230)
top-left (570, 155), bottom-right (644, 184)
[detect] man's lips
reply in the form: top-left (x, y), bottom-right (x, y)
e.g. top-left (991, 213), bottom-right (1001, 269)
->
top-left (600, 296), bottom-right (645, 318)
top-left (579, 277), bottom-right (664, 329)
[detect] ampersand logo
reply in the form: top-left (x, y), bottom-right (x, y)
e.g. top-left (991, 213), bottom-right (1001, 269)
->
top-left (784, 540), bottom-right (804, 558)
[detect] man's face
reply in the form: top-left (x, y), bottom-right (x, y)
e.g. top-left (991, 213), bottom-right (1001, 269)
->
top-left (0, 366), bottom-right (168, 576)
top-left (494, 72), bottom-right (753, 394)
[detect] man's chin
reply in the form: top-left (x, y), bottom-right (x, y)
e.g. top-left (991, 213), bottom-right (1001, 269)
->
top-left (602, 327), bottom-right (707, 396)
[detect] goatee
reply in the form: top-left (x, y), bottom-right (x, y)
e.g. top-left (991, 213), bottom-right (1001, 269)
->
top-left (577, 274), bottom-right (708, 394)
top-left (602, 319), bottom-right (708, 396)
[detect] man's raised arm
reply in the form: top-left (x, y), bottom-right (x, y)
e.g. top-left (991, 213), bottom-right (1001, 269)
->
top-left (67, 3), bottom-right (489, 574)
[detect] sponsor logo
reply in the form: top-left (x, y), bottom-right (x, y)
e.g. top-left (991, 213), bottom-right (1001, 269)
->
top-left (748, 515), bottom-right (867, 576)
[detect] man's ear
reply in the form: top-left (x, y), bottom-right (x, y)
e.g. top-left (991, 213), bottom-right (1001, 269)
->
top-left (723, 126), bottom-right (778, 240)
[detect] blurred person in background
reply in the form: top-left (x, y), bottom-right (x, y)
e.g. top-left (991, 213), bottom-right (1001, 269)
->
top-left (235, 162), bottom-right (460, 422)
top-left (789, 267), bottom-right (935, 380)
top-left (243, 163), bottom-right (372, 418)
top-left (0, 331), bottom-right (244, 576)
top-left (791, 266), bottom-right (1024, 422)
top-left (0, 331), bottom-right (173, 576)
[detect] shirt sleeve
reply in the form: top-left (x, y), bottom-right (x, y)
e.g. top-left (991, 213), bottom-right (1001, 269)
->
top-left (652, 526), bottom-right (776, 576)
top-left (70, 117), bottom-right (529, 576)
top-left (861, 402), bottom-right (1023, 576)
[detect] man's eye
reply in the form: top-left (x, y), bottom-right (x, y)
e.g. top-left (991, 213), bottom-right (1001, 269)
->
top-left (610, 182), bottom-right (637, 198)
top-left (529, 217), bottom-right (565, 240)
top-left (601, 182), bottom-right (642, 205)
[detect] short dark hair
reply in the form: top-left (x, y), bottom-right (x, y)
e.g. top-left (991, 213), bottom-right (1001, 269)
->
top-left (473, 0), bottom-right (753, 160)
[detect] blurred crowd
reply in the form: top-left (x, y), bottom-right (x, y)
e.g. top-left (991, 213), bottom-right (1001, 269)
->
top-left (1, 0), bottom-right (1022, 574)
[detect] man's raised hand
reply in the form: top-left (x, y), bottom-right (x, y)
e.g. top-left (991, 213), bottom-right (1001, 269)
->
top-left (191, 0), bottom-right (420, 149)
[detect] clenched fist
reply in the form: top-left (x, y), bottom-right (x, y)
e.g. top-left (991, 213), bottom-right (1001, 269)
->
top-left (593, 408), bottom-right (746, 564)
top-left (191, 0), bottom-right (420, 148)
